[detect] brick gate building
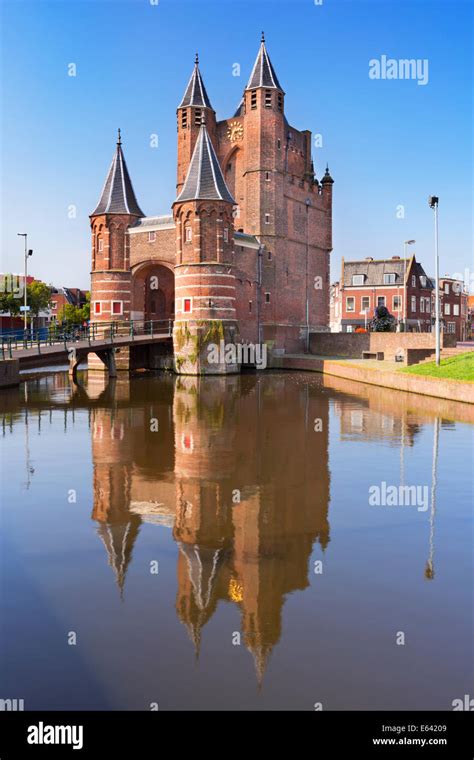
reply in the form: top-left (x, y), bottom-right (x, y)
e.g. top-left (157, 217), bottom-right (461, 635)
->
top-left (89, 35), bottom-right (333, 373)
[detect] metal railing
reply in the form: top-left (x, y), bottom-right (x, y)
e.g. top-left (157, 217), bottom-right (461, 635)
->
top-left (0, 319), bottom-right (173, 359)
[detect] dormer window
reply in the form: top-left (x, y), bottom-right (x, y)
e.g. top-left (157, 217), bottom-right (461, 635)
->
top-left (383, 273), bottom-right (396, 284)
top-left (265, 90), bottom-right (272, 108)
top-left (420, 275), bottom-right (427, 287)
top-left (352, 274), bottom-right (364, 286)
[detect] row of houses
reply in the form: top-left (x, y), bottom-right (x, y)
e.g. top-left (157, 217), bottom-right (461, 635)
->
top-left (0, 279), bottom-right (88, 334)
top-left (330, 255), bottom-right (470, 341)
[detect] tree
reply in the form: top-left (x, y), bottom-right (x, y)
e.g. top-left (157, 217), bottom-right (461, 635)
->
top-left (57, 292), bottom-right (90, 326)
top-left (369, 305), bottom-right (396, 332)
top-left (0, 291), bottom-right (21, 316)
top-left (27, 281), bottom-right (52, 330)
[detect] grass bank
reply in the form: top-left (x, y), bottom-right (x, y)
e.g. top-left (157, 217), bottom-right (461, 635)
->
top-left (399, 352), bottom-right (474, 382)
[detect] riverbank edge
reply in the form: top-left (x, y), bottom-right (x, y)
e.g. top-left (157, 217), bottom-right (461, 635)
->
top-left (270, 354), bottom-right (474, 404)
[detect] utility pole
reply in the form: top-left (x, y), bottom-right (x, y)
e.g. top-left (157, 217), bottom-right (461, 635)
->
top-left (17, 233), bottom-right (33, 334)
top-left (429, 197), bottom-right (440, 365)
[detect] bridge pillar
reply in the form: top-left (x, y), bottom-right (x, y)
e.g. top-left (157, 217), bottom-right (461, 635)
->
top-left (88, 346), bottom-right (130, 374)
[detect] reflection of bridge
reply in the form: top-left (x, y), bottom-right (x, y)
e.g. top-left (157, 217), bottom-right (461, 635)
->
top-left (2, 319), bottom-right (173, 379)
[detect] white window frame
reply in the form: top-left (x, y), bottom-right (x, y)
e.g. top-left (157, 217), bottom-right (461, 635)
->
top-left (183, 297), bottom-right (193, 314)
top-left (453, 304), bottom-right (459, 316)
top-left (264, 213), bottom-right (270, 224)
top-left (420, 275), bottom-right (427, 287)
top-left (377, 296), bottom-right (386, 308)
top-left (346, 297), bottom-right (355, 312)
top-left (420, 298), bottom-right (425, 313)
top-left (352, 274), bottom-right (364, 286)
top-left (361, 296), bottom-right (370, 312)
top-left (412, 275), bottom-right (416, 287)
top-left (185, 226), bottom-right (192, 243)
top-left (444, 283), bottom-right (450, 294)
top-left (393, 295), bottom-right (402, 311)
top-left (148, 231), bottom-right (156, 243)
top-left (411, 296), bottom-right (416, 312)
top-left (265, 292), bottom-right (271, 304)
top-left (444, 303), bottom-right (451, 315)
top-left (383, 273), bottom-right (396, 285)
top-left (94, 301), bottom-right (102, 316)
top-left (223, 228), bottom-right (229, 243)
top-left (447, 322), bottom-right (456, 333)
top-left (111, 300), bottom-right (123, 316)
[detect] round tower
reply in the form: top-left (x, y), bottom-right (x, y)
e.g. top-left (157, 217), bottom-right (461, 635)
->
top-left (89, 130), bottom-right (143, 370)
top-left (173, 120), bottom-right (240, 375)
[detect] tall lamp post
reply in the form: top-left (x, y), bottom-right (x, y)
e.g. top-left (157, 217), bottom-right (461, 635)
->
top-left (428, 196), bottom-right (440, 365)
top-left (403, 239), bottom-right (416, 331)
top-left (17, 233), bottom-right (33, 334)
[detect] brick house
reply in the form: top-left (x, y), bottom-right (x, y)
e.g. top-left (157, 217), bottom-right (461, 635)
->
top-left (438, 277), bottom-right (469, 341)
top-left (50, 286), bottom-right (88, 323)
top-left (89, 35), bottom-right (333, 372)
top-left (336, 255), bottom-right (433, 332)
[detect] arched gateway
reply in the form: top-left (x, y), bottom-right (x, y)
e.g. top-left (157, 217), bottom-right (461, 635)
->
top-left (89, 37), bottom-right (334, 374)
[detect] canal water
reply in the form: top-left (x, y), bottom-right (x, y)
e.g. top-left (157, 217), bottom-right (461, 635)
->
top-left (1, 370), bottom-right (472, 710)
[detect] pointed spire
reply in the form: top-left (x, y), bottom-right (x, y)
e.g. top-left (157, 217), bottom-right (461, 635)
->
top-left (178, 54), bottom-right (213, 109)
top-left (91, 132), bottom-right (144, 216)
top-left (175, 123), bottom-right (235, 204)
top-left (321, 164), bottom-right (334, 184)
top-left (246, 33), bottom-right (283, 91)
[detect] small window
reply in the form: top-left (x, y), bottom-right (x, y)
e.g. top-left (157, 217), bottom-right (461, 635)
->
top-left (94, 302), bottom-right (102, 315)
top-left (377, 296), bottom-right (386, 308)
top-left (393, 295), bottom-right (401, 310)
top-left (411, 296), bottom-right (417, 312)
top-left (264, 214), bottom-right (270, 224)
top-left (185, 226), bottom-right (192, 242)
top-left (251, 91), bottom-right (257, 110)
top-left (420, 275), bottom-right (427, 287)
top-left (361, 296), bottom-right (370, 311)
top-left (277, 138), bottom-right (281, 149)
top-left (148, 231), bottom-right (156, 243)
top-left (277, 93), bottom-right (283, 112)
top-left (411, 275), bottom-right (416, 287)
top-left (265, 171), bottom-right (271, 181)
top-left (264, 90), bottom-right (272, 108)
top-left (444, 283), bottom-right (449, 294)
top-left (346, 297), bottom-right (355, 312)
top-left (447, 322), bottom-right (456, 333)
top-left (223, 228), bottom-right (229, 243)
top-left (352, 274), bottom-right (364, 286)
top-left (194, 109), bottom-right (202, 126)
top-left (227, 163), bottom-right (232, 172)
top-left (267, 251), bottom-right (272, 261)
top-left (445, 303), bottom-right (450, 315)
top-left (183, 298), bottom-right (192, 313)
top-left (181, 110), bottom-right (187, 129)
top-left (453, 304), bottom-right (459, 316)
top-left (383, 273), bottom-right (396, 285)
top-left (425, 297), bottom-right (431, 312)
top-left (112, 301), bottom-right (122, 315)
top-left (98, 239), bottom-right (103, 252)
top-left (249, 300), bottom-right (252, 313)
top-left (420, 298), bottom-right (425, 313)
top-left (265, 292), bottom-right (271, 304)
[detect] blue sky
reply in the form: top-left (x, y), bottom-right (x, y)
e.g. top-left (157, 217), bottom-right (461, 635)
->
top-left (1, 0), bottom-right (472, 289)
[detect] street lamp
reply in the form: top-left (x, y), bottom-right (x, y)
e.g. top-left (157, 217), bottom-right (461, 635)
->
top-left (17, 234), bottom-right (33, 333)
top-left (428, 196), bottom-right (440, 365)
top-left (403, 239), bottom-right (416, 331)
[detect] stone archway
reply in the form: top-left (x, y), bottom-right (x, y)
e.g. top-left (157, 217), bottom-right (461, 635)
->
top-left (131, 262), bottom-right (175, 325)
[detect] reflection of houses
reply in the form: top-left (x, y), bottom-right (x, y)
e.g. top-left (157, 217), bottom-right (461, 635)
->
top-left (89, 373), bottom-right (330, 682)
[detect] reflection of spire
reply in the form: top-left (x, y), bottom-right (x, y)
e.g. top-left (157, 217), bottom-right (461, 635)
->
top-left (176, 542), bottom-right (226, 655)
top-left (96, 518), bottom-right (141, 599)
top-left (247, 638), bottom-right (272, 690)
top-left (425, 416), bottom-right (440, 580)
